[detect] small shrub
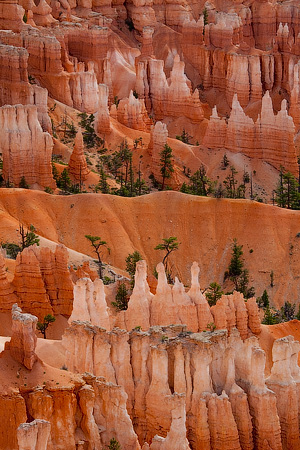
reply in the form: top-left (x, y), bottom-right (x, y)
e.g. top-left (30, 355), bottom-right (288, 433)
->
top-left (44, 186), bottom-right (54, 194)
top-left (107, 438), bottom-right (121, 450)
top-left (206, 322), bottom-right (216, 332)
top-left (19, 176), bottom-right (29, 189)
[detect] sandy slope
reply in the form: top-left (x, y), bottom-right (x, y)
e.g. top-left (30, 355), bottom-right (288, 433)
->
top-left (0, 189), bottom-right (300, 307)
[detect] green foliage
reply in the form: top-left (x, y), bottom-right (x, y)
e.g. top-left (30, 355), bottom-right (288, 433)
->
top-left (280, 301), bottom-right (296, 322)
top-left (243, 171), bottom-right (250, 184)
top-left (23, 12), bottom-right (27, 23)
top-left (159, 144), bottom-right (174, 190)
top-left (78, 113), bottom-right (104, 149)
top-left (52, 161), bottom-right (59, 184)
top-left (19, 176), bottom-right (29, 189)
top-left (154, 236), bottom-right (179, 282)
top-left (221, 153), bottom-right (229, 169)
top-left (206, 322), bottom-right (216, 332)
top-left (224, 239), bottom-right (255, 298)
top-left (37, 314), bottom-right (56, 339)
top-left (95, 166), bottom-right (110, 194)
top-left (103, 276), bottom-right (114, 285)
top-left (133, 90), bottom-right (139, 99)
top-left (28, 75), bottom-right (36, 85)
top-left (275, 168), bottom-right (300, 209)
top-left (1, 243), bottom-right (21, 259)
top-left (256, 289), bottom-right (269, 309)
top-left (1, 224), bottom-right (39, 259)
top-left (205, 282), bottom-right (223, 306)
top-left (100, 142), bottom-right (149, 197)
top-left (113, 96), bottom-right (120, 108)
top-left (57, 168), bottom-right (72, 193)
top-left (44, 186), bottom-right (54, 194)
top-left (181, 165), bottom-right (215, 196)
top-left (85, 235), bottom-right (110, 280)
top-left (20, 224), bottom-right (40, 249)
top-left (262, 306), bottom-right (279, 325)
top-left (223, 165), bottom-right (238, 198)
top-left (125, 251), bottom-right (142, 288)
top-left (112, 283), bottom-right (129, 311)
top-left (107, 438), bottom-right (121, 450)
top-left (176, 129), bottom-right (192, 144)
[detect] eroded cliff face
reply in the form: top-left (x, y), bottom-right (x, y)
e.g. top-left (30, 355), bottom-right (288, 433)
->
top-left (0, 260), bottom-right (300, 450)
top-left (0, 244), bottom-right (74, 320)
top-left (61, 316), bottom-right (300, 450)
top-left (0, 0), bottom-right (299, 183)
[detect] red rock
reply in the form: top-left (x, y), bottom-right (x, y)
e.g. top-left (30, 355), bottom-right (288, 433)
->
top-left (8, 304), bottom-right (38, 370)
top-left (17, 419), bottom-right (51, 450)
top-left (0, 252), bottom-right (18, 311)
top-left (68, 130), bottom-right (90, 182)
top-left (13, 248), bottom-right (53, 319)
top-left (0, 104), bottom-right (55, 188)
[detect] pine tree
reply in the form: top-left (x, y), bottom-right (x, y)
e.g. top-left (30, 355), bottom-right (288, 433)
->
top-left (205, 282), bottom-right (223, 306)
top-left (275, 169), bottom-right (300, 209)
top-left (126, 251), bottom-right (142, 288)
top-left (224, 239), bottom-right (255, 298)
top-left (159, 144), bottom-right (174, 190)
top-left (112, 283), bottom-right (129, 311)
top-left (85, 235), bottom-right (110, 280)
top-left (19, 176), bottom-right (29, 189)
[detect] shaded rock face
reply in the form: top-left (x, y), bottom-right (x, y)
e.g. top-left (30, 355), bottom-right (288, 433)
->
top-left (62, 316), bottom-right (300, 450)
top-left (0, 104), bottom-right (55, 188)
top-left (8, 245), bottom-right (73, 319)
top-left (17, 419), bottom-right (51, 450)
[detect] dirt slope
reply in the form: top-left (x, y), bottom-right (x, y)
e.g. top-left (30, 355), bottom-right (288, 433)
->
top-left (0, 189), bottom-right (300, 308)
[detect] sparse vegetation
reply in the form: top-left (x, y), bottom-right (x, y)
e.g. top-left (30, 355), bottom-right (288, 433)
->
top-left (78, 112), bottom-right (104, 149)
top-left (224, 239), bottom-right (255, 298)
top-left (107, 438), bottom-right (121, 450)
top-left (85, 235), bottom-right (110, 280)
top-left (112, 283), bottom-right (129, 311)
top-left (154, 236), bottom-right (179, 283)
top-left (37, 314), bottom-right (56, 339)
top-left (125, 251), bottom-right (142, 288)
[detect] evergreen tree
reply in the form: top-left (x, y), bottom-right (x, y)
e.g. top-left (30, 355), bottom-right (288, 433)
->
top-left (37, 314), bottom-right (56, 339)
top-left (256, 289), bottom-right (269, 309)
top-left (126, 251), bottom-right (142, 288)
top-left (58, 168), bottom-right (72, 193)
top-left (280, 301), bottom-right (296, 322)
top-left (262, 306), bottom-right (279, 325)
top-left (154, 236), bottom-right (179, 282)
top-left (184, 165), bottom-right (215, 196)
top-left (85, 235), bottom-right (110, 280)
top-left (205, 282), bottom-right (223, 306)
top-left (159, 144), bottom-right (174, 190)
top-left (112, 283), bottom-right (129, 311)
top-left (108, 438), bottom-right (121, 450)
top-left (19, 176), bottom-right (29, 189)
top-left (224, 239), bottom-right (255, 298)
top-left (223, 165), bottom-right (238, 198)
top-left (275, 168), bottom-right (300, 209)
top-left (96, 167), bottom-right (110, 194)
top-left (19, 224), bottom-right (40, 250)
